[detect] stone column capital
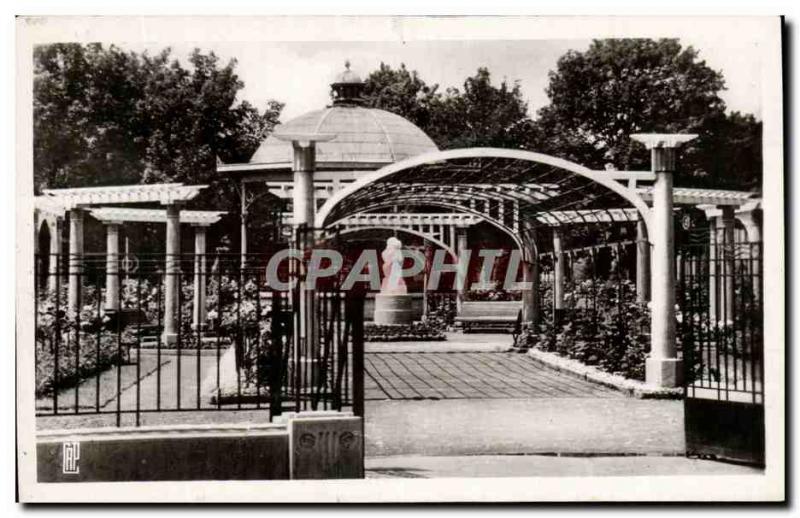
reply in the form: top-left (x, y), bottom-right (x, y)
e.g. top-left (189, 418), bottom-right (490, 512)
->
top-left (630, 133), bottom-right (698, 150)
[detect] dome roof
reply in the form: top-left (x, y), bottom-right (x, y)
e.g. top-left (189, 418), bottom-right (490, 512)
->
top-left (249, 106), bottom-right (439, 168)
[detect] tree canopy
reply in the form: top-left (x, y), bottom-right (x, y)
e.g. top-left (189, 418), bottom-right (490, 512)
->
top-left (532, 38), bottom-right (762, 189)
top-left (361, 41), bottom-right (762, 190)
top-left (34, 43), bottom-right (283, 193)
top-left (363, 64), bottom-right (534, 150)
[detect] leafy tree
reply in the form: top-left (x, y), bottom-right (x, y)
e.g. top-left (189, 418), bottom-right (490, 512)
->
top-left (532, 38), bottom-right (761, 190)
top-left (34, 43), bottom-right (283, 192)
top-left (361, 62), bottom-right (439, 131)
top-left (34, 43), bottom-right (284, 253)
top-left (363, 64), bottom-right (534, 150)
top-left (428, 68), bottom-right (535, 149)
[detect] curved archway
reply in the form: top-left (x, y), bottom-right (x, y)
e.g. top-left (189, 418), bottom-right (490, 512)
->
top-left (316, 147), bottom-right (652, 237)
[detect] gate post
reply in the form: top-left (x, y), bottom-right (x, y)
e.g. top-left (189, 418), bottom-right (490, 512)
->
top-left (632, 133), bottom-right (696, 388)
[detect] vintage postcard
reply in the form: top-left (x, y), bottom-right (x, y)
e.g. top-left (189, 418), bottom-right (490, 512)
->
top-left (15, 15), bottom-right (785, 502)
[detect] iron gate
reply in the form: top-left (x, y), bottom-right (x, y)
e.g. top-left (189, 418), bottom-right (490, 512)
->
top-left (677, 227), bottom-right (764, 466)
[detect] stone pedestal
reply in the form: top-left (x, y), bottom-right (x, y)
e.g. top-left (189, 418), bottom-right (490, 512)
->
top-left (373, 293), bottom-right (417, 325)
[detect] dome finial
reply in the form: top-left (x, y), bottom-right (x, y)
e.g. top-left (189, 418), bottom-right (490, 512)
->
top-left (331, 60), bottom-right (364, 106)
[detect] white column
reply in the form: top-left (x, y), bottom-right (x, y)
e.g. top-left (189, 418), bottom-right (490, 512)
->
top-left (708, 216), bottom-right (719, 323)
top-left (48, 217), bottom-right (63, 293)
top-left (192, 225), bottom-right (208, 330)
top-left (104, 222), bottom-right (121, 311)
top-left (632, 133), bottom-right (696, 388)
top-left (455, 226), bottom-right (468, 313)
top-left (163, 203), bottom-right (181, 345)
top-left (292, 143), bottom-right (316, 230)
top-left (636, 217), bottom-right (650, 303)
top-left (521, 246), bottom-right (540, 326)
top-left (67, 208), bottom-right (85, 316)
top-left (553, 228), bottom-right (565, 317)
top-left (719, 206), bottom-right (736, 324)
top-left (738, 210), bottom-right (762, 303)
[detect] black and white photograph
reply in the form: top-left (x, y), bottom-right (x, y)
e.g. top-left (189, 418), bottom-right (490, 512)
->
top-left (13, 14), bottom-right (785, 503)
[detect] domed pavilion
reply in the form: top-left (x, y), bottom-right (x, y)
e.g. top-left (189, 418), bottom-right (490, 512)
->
top-left (217, 62), bottom-right (499, 273)
top-left (219, 61), bottom-right (438, 193)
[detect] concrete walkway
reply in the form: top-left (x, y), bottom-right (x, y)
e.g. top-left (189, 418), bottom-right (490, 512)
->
top-left (365, 454), bottom-right (761, 478)
top-left (365, 398), bottom-right (684, 457)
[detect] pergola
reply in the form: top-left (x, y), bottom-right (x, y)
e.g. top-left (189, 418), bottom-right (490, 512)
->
top-left (271, 135), bottom-right (758, 388)
top-left (34, 183), bottom-right (214, 343)
top-left (87, 207), bottom-right (226, 330)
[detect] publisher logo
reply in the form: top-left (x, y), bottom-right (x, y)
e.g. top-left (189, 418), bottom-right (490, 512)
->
top-left (62, 442), bottom-right (80, 474)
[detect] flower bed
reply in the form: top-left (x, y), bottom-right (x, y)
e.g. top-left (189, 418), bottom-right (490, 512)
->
top-left (516, 279), bottom-right (651, 382)
top-left (36, 286), bottom-right (139, 397)
top-left (463, 289), bottom-right (522, 302)
top-left (364, 321), bottom-right (446, 342)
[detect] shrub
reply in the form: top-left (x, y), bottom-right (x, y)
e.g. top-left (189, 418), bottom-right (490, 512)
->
top-left (524, 279), bottom-right (651, 381)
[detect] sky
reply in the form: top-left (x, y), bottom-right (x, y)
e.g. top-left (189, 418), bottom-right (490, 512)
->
top-left (127, 37), bottom-right (763, 123)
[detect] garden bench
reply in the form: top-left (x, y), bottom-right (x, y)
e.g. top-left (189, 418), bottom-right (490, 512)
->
top-left (455, 301), bottom-right (523, 337)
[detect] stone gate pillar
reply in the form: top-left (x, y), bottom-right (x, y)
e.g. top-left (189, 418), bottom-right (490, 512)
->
top-left (632, 133), bottom-right (696, 388)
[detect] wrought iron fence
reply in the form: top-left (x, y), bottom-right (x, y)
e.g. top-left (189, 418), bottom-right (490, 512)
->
top-left (34, 249), bottom-right (364, 427)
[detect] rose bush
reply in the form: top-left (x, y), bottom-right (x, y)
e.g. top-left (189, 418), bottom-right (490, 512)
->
top-left (518, 279), bottom-right (651, 381)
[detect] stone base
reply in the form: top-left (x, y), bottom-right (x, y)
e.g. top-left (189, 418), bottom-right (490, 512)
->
top-left (373, 294), bottom-right (417, 325)
top-left (162, 332), bottom-right (178, 346)
top-left (646, 357), bottom-right (683, 388)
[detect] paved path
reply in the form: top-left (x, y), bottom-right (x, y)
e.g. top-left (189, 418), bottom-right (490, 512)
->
top-left (362, 334), bottom-right (684, 459)
top-left (365, 351), bottom-right (621, 400)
